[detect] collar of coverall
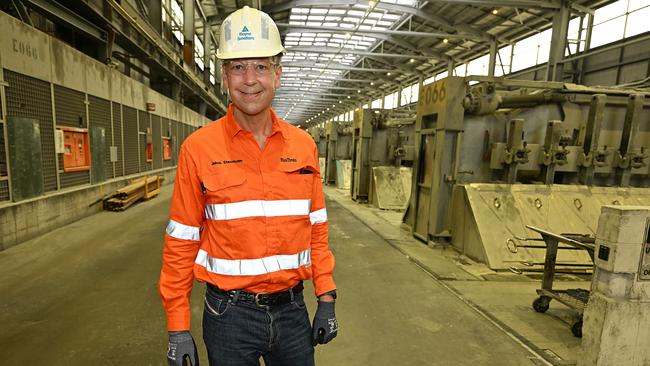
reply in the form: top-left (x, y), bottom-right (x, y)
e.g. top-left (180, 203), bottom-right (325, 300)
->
top-left (225, 104), bottom-right (287, 142)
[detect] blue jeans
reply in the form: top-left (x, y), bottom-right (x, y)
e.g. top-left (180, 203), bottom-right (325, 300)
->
top-left (202, 285), bottom-right (315, 366)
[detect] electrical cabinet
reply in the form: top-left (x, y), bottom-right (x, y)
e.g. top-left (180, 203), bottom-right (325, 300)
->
top-left (163, 137), bottom-right (172, 160)
top-left (60, 127), bottom-right (90, 172)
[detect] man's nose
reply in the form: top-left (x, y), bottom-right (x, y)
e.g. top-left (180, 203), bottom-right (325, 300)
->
top-left (243, 66), bottom-right (258, 83)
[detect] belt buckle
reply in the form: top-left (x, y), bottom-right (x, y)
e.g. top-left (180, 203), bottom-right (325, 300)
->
top-left (254, 292), bottom-right (269, 308)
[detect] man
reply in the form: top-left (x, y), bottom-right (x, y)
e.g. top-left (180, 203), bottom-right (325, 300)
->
top-left (159, 6), bottom-right (337, 366)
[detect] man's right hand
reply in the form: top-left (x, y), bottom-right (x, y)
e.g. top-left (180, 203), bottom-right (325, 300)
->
top-left (167, 331), bottom-right (199, 366)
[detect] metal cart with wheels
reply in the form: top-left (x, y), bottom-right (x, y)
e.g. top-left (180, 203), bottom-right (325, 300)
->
top-left (525, 225), bottom-right (595, 338)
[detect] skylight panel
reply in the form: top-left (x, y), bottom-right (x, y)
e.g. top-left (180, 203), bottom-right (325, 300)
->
top-left (329, 9), bottom-right (346, 15)
top-left (348, 10), bottom-right (366, 17)
top-left (310, 8), bottom-right (328, 14)
top-left (359, 25), bottom-right (372, 30)
top-left (306, 22), bottom-right (322, 26)
top-left (291, 8), bottom-right (309, 14)
top-left (377, 20), bottom-right (392, 27)
top-left (325, 16), bottom-right (341, 21)
top-left (289, 20), bottom-right (304, 25)
top-left (383, 13), bottom-right (401, 20)
top-left (323, 22), bottom-right (339, 27)
top-left (343, 17), bottom-right (361, 23)
top-left (341, 23), bottom-right (355, 28)
top-left (292, 15), bottom-right (307, 20)
top-left (308, 15), bottom-right (325, 21)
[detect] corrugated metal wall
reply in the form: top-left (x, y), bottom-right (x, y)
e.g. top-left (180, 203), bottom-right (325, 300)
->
top-left (4, 70), bottom-right (57, 192)
top-left (88, 95), bottom-right (112, 179)
top-left (0, 123), bottom-right (8, 201)
top-left (139, 110), bottom-right (151, 172)
top-left (152, 114), bottom-right (162, 169)
top-left (123, 106), bottom-right (139, 175)
top-left (112, 102), bottom-right (124, 177)
top-left (54, 85), bottom-right (89, 188)
top-left (163, 118), bottom-right (174, 168)
top-left (1, 69), bottom-right (206, 202)
top-left (171, 120), bottom-right (179, 165)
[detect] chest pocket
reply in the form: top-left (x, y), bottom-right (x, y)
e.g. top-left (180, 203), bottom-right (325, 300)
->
top-left (202, 173), bottom-right (247, 203)
top-left (280, 163), bottom-right (317, 199)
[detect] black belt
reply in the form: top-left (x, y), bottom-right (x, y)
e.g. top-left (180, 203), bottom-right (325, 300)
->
top-left (207, 282), bottom-right (303, 307)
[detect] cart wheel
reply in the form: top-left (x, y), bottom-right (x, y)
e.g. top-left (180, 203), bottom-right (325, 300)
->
top-left (571, 319), bottom-right (583, 338)
top-left (532, 297), bottom-right (550, 313)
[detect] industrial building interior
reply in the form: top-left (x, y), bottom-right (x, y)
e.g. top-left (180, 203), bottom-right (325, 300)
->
top-left (1, 0), bottom-right (650, 365)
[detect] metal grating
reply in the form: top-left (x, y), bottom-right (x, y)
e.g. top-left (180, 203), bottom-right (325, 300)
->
top-left (0, 180), bottom-right (8, 201)
top-left (54, 85), bottom-right (89, 188)
top-left (0, 122), bottom-right (6, 176)
top-left (3, 70), bottom-right (57, 192)
top-left (0, 122), bottom-right (7, 201)
top-left (139, 110), bottom-right (151, 172)
top-left (88, 95), bottom-right (112, 179)
top-left (54, 85), bottom-right (86, 128)
top-left (112, 102), bottom-right (124, 177)
top-left (163, 118), bottom-right (173, 168)
top-left (122, 106), bottom-right (139, 175)
top-left (152, 114), bottom-right (162, 169)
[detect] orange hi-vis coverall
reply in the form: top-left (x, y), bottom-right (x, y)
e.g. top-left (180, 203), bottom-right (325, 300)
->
top-left (159, 105), bottom-right (336, 331)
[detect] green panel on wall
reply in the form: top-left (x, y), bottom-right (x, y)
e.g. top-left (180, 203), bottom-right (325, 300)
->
top-left (8, 117), bottom-right (44, 201)
top-left (90, 126), bottom-right (106, 184)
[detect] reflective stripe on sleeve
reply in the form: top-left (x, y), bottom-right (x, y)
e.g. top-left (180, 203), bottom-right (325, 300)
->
top-left (309, 208), bottom-right (327, 224)
top-left (166, 219), bottom-right (201, 241)
top-left (204, 199), bottom-right (311, 221)
top-left (195, 248), bottom-right (311, 276)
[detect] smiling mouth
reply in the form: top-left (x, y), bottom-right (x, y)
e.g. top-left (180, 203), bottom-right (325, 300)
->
top-left (241, 90), bottom-right (262, 97)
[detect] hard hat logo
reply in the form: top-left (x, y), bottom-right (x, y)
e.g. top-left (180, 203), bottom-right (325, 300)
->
top-left (217, 6), bottom-right (285, 60)
top-left (238, 26), bottom-right (254, 41)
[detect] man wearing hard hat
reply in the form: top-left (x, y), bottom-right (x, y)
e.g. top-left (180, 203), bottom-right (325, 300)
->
top-left (159, 6), bottom-right (338, 366)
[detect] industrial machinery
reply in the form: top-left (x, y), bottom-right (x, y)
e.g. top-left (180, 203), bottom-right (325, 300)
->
top-left (350, 108), bottom-right (415, 209)
top-left (403, 76), bottom-right (650, 271)
top-left (324, 121), bottom-right (353, 189)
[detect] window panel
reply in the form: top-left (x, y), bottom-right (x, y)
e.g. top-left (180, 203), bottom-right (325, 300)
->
top-left (625, 6), bottom-right (650, 37)
top-left (591, 16), bottom-right (626, 48)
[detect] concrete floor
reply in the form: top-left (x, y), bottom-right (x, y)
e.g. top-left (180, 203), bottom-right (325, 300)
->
top-left (0, 184), bottom-right (588, 365)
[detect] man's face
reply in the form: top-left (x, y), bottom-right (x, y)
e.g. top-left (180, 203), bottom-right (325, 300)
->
top-left (222, 58), bottom-right (282, 117)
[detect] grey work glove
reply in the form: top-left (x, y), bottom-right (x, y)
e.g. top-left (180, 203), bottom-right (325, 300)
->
top-left (312, 300), bottom-right (338, 346)
top-left (167, 331), bottom-right (199, 366)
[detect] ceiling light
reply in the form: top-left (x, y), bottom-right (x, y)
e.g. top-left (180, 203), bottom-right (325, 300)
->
top-left (347, 96), bottom-right (351, 99)
top-left (409, 58), bottom-right (415, 63)
top-left (443, 38), bottom-right (449, 44)
top-left (386, 72), bottom-right (391, 76)
top-left (492, 9), bottom-right (498, 15)
top-left (339, 100), bottom-right (342, 103)
top-left (370, 82), bottom-right (374, 85)
top-left (357, 89), bottom-right (361, 93)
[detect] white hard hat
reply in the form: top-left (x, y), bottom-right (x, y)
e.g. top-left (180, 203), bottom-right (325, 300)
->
top-left (217, 6), bottom-right (285, 60)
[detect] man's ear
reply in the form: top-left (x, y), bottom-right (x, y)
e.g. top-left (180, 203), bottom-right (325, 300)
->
top-left (221, 65), bottom-right (229, 89)
top-left (274, 64), bottom-right (282, 90)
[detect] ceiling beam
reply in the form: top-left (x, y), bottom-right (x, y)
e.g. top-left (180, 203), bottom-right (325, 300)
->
top-left (277, 23), bottom-right (477, 40)
top-left (285, 46), bottom-right (434, 60)
top-left (429, 0), bottom-right (594, 15)
top-left (282, 62), bottom-right (413, 74)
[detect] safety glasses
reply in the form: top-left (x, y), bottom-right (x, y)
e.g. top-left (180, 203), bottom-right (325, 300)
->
top-left (225, 60), bottom-right (277, 76)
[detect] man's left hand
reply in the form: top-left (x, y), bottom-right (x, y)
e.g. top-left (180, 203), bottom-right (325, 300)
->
top-left (312, 299), bottom-right (338, 346)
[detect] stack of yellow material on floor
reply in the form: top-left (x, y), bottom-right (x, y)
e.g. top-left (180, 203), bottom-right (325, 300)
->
top-left (103, 175), bottom-right (164, 211)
